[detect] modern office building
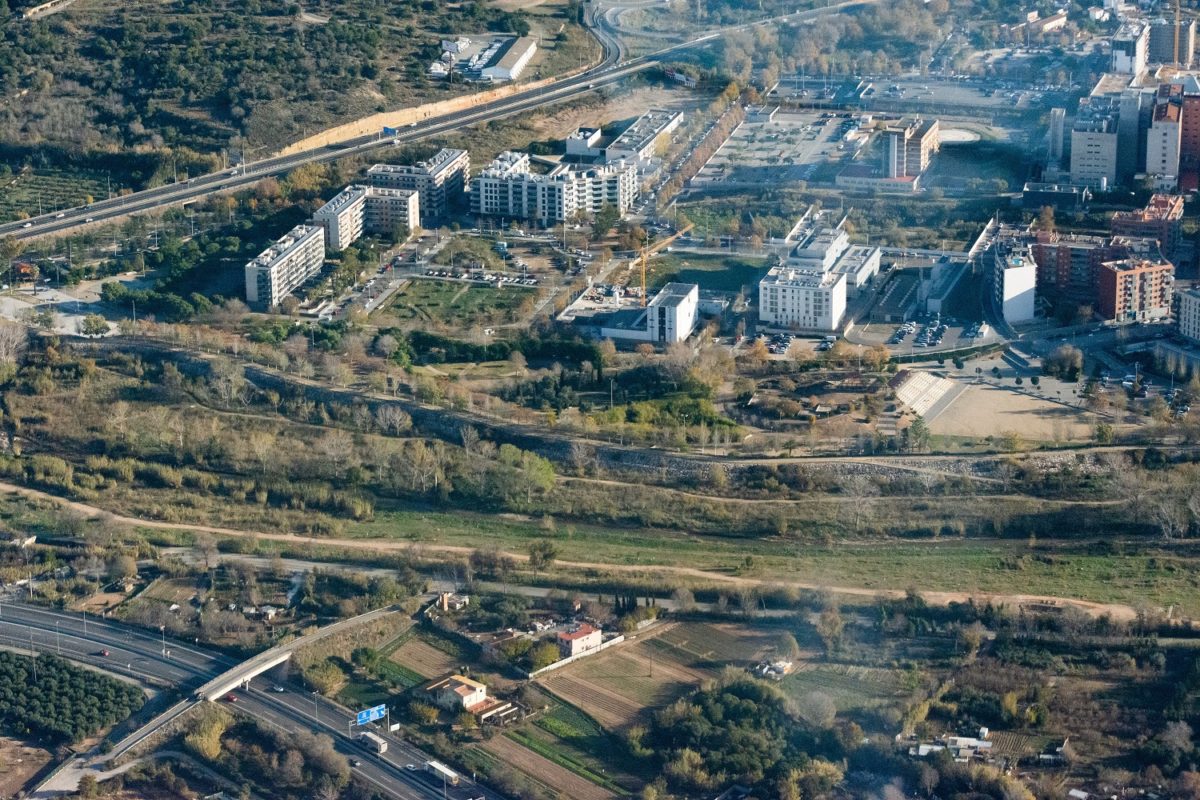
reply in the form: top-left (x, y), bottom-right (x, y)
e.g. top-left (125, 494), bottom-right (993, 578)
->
top-left (1146, 83), bottom-right (1184, 186)
top-left (758, 265), bottom-right (848, 332)
top-left (880, 119), bottom-right (940, 178)
top-left (1148, 17), bottom-right (1196, 66)
top-left (1111, 22), bottom-right (1149, 75)
top-left (244, 225), bottom-right (326, 309)
top-left (765, 207), bottom-right (881, 293)
top-left (479, 36), bottom-right (537, 81)
top-left (596, 283), bottom-right (700, 344)
top-left (312, 185), bottom-right (421, 251)
top-left (1110, 193), bottom-right (1185, 258)
top-left (1070, 99), bottom-right (1121, 187)
top-left (366, 148), bottom-right (470, 223)
top-left (991, 238), bottom-right (1038, 324)
top-left (1022, 182), bottom-right (1091, 212)
top-left (1096, 258), bottom-right (1174, 321)
top-left (471, 151), bottom-right (638, 224)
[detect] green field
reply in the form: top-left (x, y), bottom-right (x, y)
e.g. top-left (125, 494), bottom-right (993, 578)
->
top-left (780, 665), bottom-right (905, 712)
top-left (647, 252), bottom-right (768, 293)
top-left (0, 169), bottom-right (109, 222)
top-left (384, 279), bottom-right (537, 329)
top-left (350, 507), bottom-right (1200, 616)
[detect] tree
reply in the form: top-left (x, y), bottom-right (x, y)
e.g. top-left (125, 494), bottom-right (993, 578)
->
top-left (527, 539), bottom-right (558, 575)
top-left (108, 554), bottom-right (138, 582)
top-left (908, 415), bottom-right (931, 452)
top-left (592, 203), bottom-right (620, 240)
top-left (0, 320), bottom-right (28, 366)
top-left (1044, 344), bottom-right (1083, 381)
top-left (776, 632), bottom-right (800, 660)
top-left (529, 642), bottom-right (561, 671)
top-left (797, 690), bottom-right (837, 729)
top-left (815, 606), bottom-right (844, 656)
top-left (1036, 205), bottom-right (1056, 233)
top-left (78, 314), bottom-right (111, 337)
top-left (409, 701), bottom-right (439, 725)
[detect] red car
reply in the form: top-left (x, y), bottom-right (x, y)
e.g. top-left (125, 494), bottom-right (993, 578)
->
top-left (224, 693), bottom-right (238, 703)
top-left (97, 649), bottom-right (109, 657)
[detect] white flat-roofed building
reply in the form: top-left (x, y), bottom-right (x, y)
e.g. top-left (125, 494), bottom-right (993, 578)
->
top-left (605, 109), bottom-right (685, 163)
top-left (758, 266), bottom-right (847, 332)
top-left (367, 148), bottom-right (470, 223)
top-left (245, 225), bottom-right (326, 309)
top-left (1112, 21), bottom-right (1149, 75)
top-left (1070, 100), bottom-right (1121, 188)
top-left (1177, 287), bottom-right (1200, 342)
top-left (480, 36), bottom-right (537, 82)
top-left (312, 185), bottom-right (368, 252)
top-left (765, 206), bottom-right (881, 294)
top-left (991, 239), bottom-right (1038, 324)
top-left (597, 283), bottom-right (699, 343)
top-left (471, 151), bottom-right (638, 224)
top-left (363, 186), bottom-right (420, 239)
top-left (313, 185), bottom-right (421, 251)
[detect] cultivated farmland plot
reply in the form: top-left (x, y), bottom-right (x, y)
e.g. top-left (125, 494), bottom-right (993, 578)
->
top-left (388, 638), bottom-right (459, 679)
top-left (480, 734), bottom-right (617, 800)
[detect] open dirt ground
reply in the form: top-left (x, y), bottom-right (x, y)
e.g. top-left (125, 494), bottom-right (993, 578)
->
top-left (927, 384), bottom-right (1094, 442)
top-left (480, 735), bottom-right (616, 800)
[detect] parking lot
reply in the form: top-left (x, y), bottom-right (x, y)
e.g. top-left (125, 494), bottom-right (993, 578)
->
top-left (851, 312), bottom-right (999, 354)
top-left (690, 111), bottom-right (857, 189)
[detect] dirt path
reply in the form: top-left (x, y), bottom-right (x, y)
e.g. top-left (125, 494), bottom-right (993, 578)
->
top-left (0, 480), bottom-right (1140, 621)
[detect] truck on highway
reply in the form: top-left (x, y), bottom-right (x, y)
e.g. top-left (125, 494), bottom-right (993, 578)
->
top-left (425, 760), bottom-right (460, 786)
top-left (359, 731), bottom-right (387, 754)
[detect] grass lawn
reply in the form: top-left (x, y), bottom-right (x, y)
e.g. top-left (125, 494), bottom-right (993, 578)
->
top-left (780, 665), bottom-right (905, 713)
top-left (646, 252), bottom-right (768, 293)
top-left (384, 279), bottom-right (536, 329)
top-left (351, 507), bottom-right (1200, 616)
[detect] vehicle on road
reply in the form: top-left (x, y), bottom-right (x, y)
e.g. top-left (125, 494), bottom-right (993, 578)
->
top-left (360, 731), bottom-right (387, 753)
top-left (426, 760), bottom-right (459, 786)
top-left (85, 217), bottom-right (94, 223)
top-left (21, 222), bottom-right (31, 228)
top-left (98, 649), bottom-right (109, 657)
top-left (351, 759), bottom-right (362, 767)
top-left (271, 685), bottom-right (285, 693)
top-left (55, 212), bottom-right (65, 219)
top-left (225, 693), bottom-right (238, 702)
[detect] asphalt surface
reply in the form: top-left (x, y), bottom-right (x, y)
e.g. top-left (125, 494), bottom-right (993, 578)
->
top-left (0, 600), bottom-right (491, 800)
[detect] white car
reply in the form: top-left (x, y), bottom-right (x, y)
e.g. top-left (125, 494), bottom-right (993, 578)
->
top-left (21, 222), bottom-right (31, 228)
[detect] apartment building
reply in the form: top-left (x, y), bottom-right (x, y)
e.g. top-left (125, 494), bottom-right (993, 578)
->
top-left (758, 266), bottom-right (847, 332)
top-left (470, 151), bottom-right (638, 224)
top-left (1110, 193), bottom-right (1184, 259)
top-left (1097, 258), bottom-right (1174, 321)
top-left (991, 239), bottom-right (1038, 324)
top-left (1177, 287), bottom-right (1200, 341)
top-left (766, 207), bottom-right (881, 292)
top-left (244, 225), bottom-right (326, 309)
top-left (1148, 17), bottom-right (1196, 66)
top-left (366, 148), bottom-right (470, 223)
top-left (312, 185), bottom-right (421, 251)
top-left (1031, 230), bottom-right (1162, 303)
top-left (312, 186), bottom-right (368, 251)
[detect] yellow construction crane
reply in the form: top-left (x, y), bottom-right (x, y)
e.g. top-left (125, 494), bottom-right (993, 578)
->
top-left (640, 247), bottom-right (648, 307)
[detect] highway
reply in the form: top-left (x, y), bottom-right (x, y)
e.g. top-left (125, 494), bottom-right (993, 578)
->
top-left (0, 600), bottom-right (493, 800)
top-left (0, 0), bottom-right (876, 244)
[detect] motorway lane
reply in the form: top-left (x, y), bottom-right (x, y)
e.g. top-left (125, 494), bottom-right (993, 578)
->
top-left (0, 602), bottom-right (492, 800)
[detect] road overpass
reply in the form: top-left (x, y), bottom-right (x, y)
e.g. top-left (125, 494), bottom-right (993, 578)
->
top-left (0, 600), bottom-right (490, 800)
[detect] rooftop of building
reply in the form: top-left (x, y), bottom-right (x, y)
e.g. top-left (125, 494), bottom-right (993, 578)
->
top-left (314, 185), bottom-right (367, 217)
top-left (1115, 20), bottom-right (1148, 40)
top-left (248, 225), bottom-right (322, 268)
top-left (1100, 257), bottom-right (1174, 272)
top-left (367, 148), bottom-right (467, 179)
top-left (761, 263), bottom-right (844, 289)
top-left (1090, 72), bottom-right (1137, 97)
top-left (489, 35), bottom-right (537, 71)
top-left (364, 186), bottom-right (418, 200)
top-left (1113, 193), bottom-right (1185, 221)
top-left (647, 282), bottom-right (698, 309)
top-left (558, 623), bottom-right (599, 641)
top-left (608, 109), bottom-right (684, 152)
top-left (1154, 101), bottom-right (1182, 122)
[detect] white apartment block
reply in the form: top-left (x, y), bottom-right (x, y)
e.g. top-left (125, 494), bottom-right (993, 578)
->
top-left (313, 185), bottom-right (421, 251)
top-left (1178, 287), bottom-right (1200, 342)
top-left (244, 225), bottom-right (326, 309)
top-left (991, 241), bottom-right (1038, 324)
top-left (765, 207), bottom-right (881, 293)
top-left (471, 151), bottom-right (638, 224)
top-left (758, 266), bottom-right (847, 332)
top-left (312, 186), bottom-right (367, 251)
top-left (367, 148), bottom-right (469, 223)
